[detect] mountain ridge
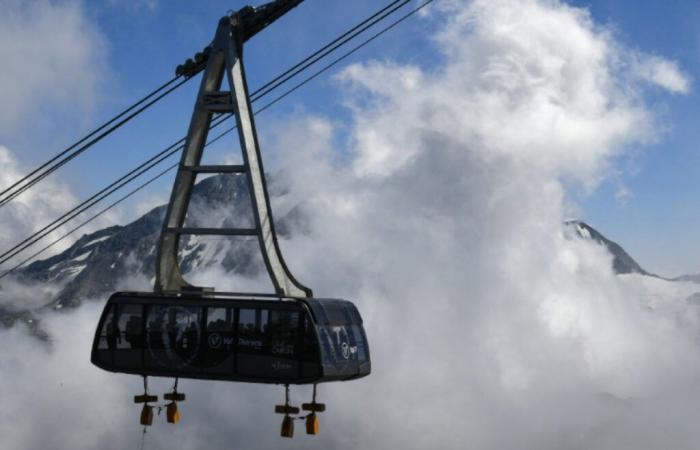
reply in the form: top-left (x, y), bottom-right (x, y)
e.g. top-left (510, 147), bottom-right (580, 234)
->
top-left (564, 220), bottom-right (651, 277)
top-left (0, 175), bottom-right (686, 335)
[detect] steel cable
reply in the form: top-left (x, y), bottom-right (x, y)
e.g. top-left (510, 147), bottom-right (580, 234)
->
top-left (0, 75), bottom-right (188, 207)
top-left (0, 0), bottom-right (434, 273)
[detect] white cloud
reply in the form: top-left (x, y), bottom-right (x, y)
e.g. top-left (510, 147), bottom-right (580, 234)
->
top-left (634, 55), bottom-right (691, 94)
top-left (107, 0), bottom-right (158, 13)
top-left (0, 0), bottom-right (111, 268)
top-left (0, 146), bottom-right (119, 271)
top-left (0, 146), bottom-right (80, 262)
top-left (0, 0), bottom-right (106, 134)
top-left (134, 193), bottom-right (168, 217)
top-left (614, 184), bottom-right (631, 204)
top-left (1, 1), bottom-right (699, 449)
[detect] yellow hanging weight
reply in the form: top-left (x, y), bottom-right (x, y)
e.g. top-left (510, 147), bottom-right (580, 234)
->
top-left (166, 402), bottom-right (180, 424)
top-left (281, 415), bottom-right (294, 438)
top-left (305, 413), bottom-right (319, 435)
top-left (140, 405), bottom-right (154, 426)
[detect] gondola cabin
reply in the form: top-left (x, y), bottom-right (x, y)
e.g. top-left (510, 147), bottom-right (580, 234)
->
top-left (91, 292), bottom-right (371, 384)
top-left (87, 1), bottom-right (374, 435)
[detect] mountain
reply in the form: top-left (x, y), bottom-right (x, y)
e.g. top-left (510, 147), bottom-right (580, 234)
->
top-left (0, 174), bottom-right (306, 333)
top-left (673, 274), bottom-right (700, 284)
top-left (0, 177), bottom-right (663, 334)
top-left (16, 174), bottom-right (265, 308)
top-left (564, 220), bottom-right (650, 276)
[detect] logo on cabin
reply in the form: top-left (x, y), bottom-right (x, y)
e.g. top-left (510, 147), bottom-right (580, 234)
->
top-left (208, 333), bottom-right (222, 349)
top-left (332, 326), bottom-right (358, 360)
top-left (341, 342), bottom-right (358, 359)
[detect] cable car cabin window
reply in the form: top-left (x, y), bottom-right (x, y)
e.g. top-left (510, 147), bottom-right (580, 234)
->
top-left (300, 316), bottom-right (319, 362)
top-left (300, 314), bottom-right (321, 379)
top-left (237, 308), bottom-right (270, 378)
top-left (269, 310), bottom-right (299, 358)
top-left (200, 307), bottom-right (234, 374)
top-left (305, 300), bottom-right (371, 378)
top-left (266, 309), bottom-right (301, 380)
top-left (145, 305), bottom-right (203, 374)
top-left (113, 304), bottom-right (143, 370)
top-left (94, 304), bottom-right (116, 367)
top-left (235, 307), bottom-right (302, 381)
top-left (237, 309), bottom-right (268, 354)
top-left (97, 304), bottom-right (115, 351)
top-left (352, 325), bottom-right (369, 363)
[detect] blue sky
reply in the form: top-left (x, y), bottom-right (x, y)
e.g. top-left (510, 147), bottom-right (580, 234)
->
top-left (566, 0), bottom-right (700, 275)
top-left (4, 0), bottom-right (442, 203)
top-left (1, 0), bottom-right (698, 276)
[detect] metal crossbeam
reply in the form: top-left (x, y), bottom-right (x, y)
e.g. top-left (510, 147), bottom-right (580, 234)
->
top-left (165, 227), bottom-right (258, 236)
top-left (183, 165), bottom-right (247, 173)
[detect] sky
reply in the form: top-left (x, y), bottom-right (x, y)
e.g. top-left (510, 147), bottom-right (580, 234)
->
top-left (567, 0), bottom-right (700, 276)
top-left (0, 0), bottom-right (698, 276)
top-left (3, 0), bottom-right (700, 449)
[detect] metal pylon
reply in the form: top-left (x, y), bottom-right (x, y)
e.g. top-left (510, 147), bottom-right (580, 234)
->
top-left (155, 5), bottom-right (311, 298)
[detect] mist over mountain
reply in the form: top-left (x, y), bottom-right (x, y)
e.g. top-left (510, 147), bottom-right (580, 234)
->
top-left (673, 274), bottom-right (700, 284)
top-left (566, 221), bottom-right (700, 284)
top-left (0, 173), bottom-right (674, 337)
top-left (0, 173), bottom-right (305, 333)
top-left (564, 220), bottom-right (650, 276)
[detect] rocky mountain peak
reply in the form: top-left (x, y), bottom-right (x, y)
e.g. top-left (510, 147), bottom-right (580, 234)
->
top-left (564, 219), bottom-right (649, 276)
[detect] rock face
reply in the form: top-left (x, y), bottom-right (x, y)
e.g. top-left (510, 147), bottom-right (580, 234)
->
top-left (12, 174), bottom-right (268, 310)
top-left (565, 220), bottom-right (650, 276)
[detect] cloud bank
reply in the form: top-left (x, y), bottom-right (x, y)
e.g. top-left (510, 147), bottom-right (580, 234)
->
top-left (0, 146), bottom-right (120, 269)
top-left (0, 147), bottom-right (81, 263)
top-left (1, 1), bottom-right (698, 449)
top-left (0, 0), bottom-right (105, 135)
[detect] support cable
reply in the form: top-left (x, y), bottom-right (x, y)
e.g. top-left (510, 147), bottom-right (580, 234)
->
top-left (0, 76), bottom-right (189, 208)
top-left (0, 114), bottom-right (228, 268)
top-left (253, 0), bottom-right (436, 115)
top-left (0, 0), bottom-right (410, 209)
top-left (0, 121), bottom-right (236, 278)
top-left (0, 0), bottom-right (435, 272)
top-left (249, 0), bottom-right (408, 100)
top-left (0, 0), bottom-right (409, 207)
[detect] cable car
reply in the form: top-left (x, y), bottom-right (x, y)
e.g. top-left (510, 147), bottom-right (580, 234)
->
top-left (91, 292), bottom-right (370, 384)
top-left (90, 0), bottom-right (371, 437)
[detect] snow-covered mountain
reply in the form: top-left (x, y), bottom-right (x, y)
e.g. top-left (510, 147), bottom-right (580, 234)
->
top-left (565, 220), bottom-right (651, 276)
top-left (15, 174), bottom-right (260, 308)
top-left (0, 174), bottom-right (305, 333)
top-left (0, 174), bottom-right (683, 335)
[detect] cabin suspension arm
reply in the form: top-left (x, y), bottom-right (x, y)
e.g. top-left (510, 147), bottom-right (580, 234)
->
top-left (156, 1), bottom-right (311, 297)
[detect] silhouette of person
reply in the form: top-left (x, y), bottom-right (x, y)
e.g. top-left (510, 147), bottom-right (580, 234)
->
top-left (106, 319), bottom-right (121, 350)
top-left (125, 315), bottom-right (143, 348)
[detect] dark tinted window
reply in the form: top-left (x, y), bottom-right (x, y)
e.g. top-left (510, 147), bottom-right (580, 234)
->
top-left (268, 310), bottom-right (299, 358)
top-left (207, 307), bottom-right (230, 332)
top-left (112, 304), bottom-right (144, 370)
top-left (118, 304), bottom-right (143, 349)
top-left (352, 326), bottom-right (369, 362)
top-left (301, 314), bottom-right (319, 362)
top-left (145, 305), bottom-right (203, 370)
top-left (198, 307), bottom-right (234, 372)
top-left (238, 308), bottom-right (268, 354)
top-left (97, 304), bottom-right (116, 350)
